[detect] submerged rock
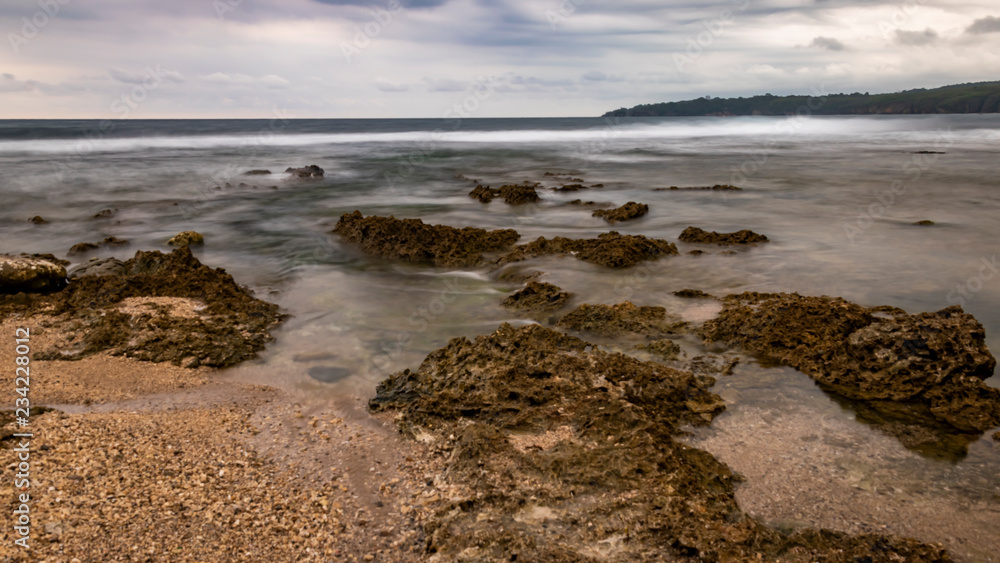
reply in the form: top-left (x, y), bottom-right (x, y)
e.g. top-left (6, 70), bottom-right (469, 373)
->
top-left (4, 246), bottom-right (281, 368)
top-left (369, 323), bottom-right (950, 561)
top-left (557, 301), bottom-right (687, 338)
top-left (914, 220), bottom-right (936, 226)
top-left (332, 211), bottom-right (520, 268)
top-left (656, 184), bottom-right (743, 191)
top-left (592, 201), bottom-right (649, 224)
top-left (92, 208), bottom-right (117, 219)
top-left (468, 183), bottom-right (541, 205)
top-left (673, 288), bottom-right (715, 299)
top-left (679, 226), bottom-right (769, 245)
top-left (637, 338), bottom-right (684, 361)
top-left (501, 281), bottom-right (572, 313)
top-left (68, 237), bottom-right (130, 255)
top-left (285, 164), bottom-right (324, 178)
top-left (167, 231), bottom-right (205, 247)
top-left (0, 255), bottom-right (68, 294)
top-left (553, 183), bottom-right (587, 192)
top-left (29, 216), bottom-right (48, 224)
top-left (498, 231), bottom-right (678, 269)
top-left (244, 169), bottom-right (272, 175)
top-left (702, 292), bottom-right (1000, 433)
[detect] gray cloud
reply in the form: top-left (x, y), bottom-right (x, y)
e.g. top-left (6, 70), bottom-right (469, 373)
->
top-left (810, 36), bottom-right (846, 51)
top-left (966, 15), bottom-right (1000, 34)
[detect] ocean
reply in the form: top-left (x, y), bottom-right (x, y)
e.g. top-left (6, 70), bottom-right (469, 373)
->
top-left (2, 115), bottom-right (1000, 557)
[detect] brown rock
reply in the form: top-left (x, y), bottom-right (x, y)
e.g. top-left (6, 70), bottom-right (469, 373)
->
top-left (557, 301), bottom-right (686, 337)
top-left (498, 231), bottom-right (678, 269)
top-left (68, 242), bottom-right (100, 255)
top-left (368, 323), bottom-right (949, 562)
top-left (592, 202), bottom-right (649, 224)
top-left (468, 183), bottom-right (540, 205)
top-left (332, 211), bottom-right (520, 268)
top-left (679, 226), bottom-right (769, 245)
top-left (92, 208), bottom-right (117, 219)
top-left (701, 292), bottom-right (1000, 433)
top-left (673, 288), bottom-right (714, 299)
top-left (167, 231), bottom-right (205, 247)
top-left (29, 215), bottom-right (48, 224)
top-left (501, 281), bottom-right (571, 313)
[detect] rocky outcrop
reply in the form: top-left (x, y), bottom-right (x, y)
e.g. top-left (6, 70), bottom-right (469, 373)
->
top-left (592, 201), bottom-right (649, 224)
top-left (557, 301), bottom-right (687, 338)
top-left (469, 183), bottom-right (541, 205)
top-left (3, 247), bottom-right (281, 368)
top-left (0, 254), bottom-right (68, 294)
top-left (332, 211), bottom-right (520, 268)
top-left (501, 281), bottom-right (572, 313)
top-left (702, 292), bottom-right (1000, 433)
top-left (679, 226), bottom-right (769, 245)
top-left (369, 322), bottom-right (951, 561)
top-left (498, 231), bottom-right (678, 269)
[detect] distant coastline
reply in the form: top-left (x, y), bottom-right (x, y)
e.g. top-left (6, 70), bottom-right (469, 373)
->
top-left (603, 80), bottom-right (1000, 117)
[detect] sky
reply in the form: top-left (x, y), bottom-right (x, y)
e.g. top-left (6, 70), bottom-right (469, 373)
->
top-left (0, 0), bottom-right (998, 118)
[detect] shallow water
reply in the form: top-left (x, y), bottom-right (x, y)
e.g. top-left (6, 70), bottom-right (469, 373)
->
top-left (2, 115), bottom-right (999, 558)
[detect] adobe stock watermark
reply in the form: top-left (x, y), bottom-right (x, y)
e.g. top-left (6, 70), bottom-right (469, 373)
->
top-left (51, 65), bottom-right (176, 182)
top-left (545, 0), bottom-right (588, 30)
top-left (842, 129), bottom-right (953, 244)
top-left (8, 0), bottom-right (71, 54)
top-left (674, 0), bottom-right (750, 72)
top-left (728, 84), bottom-right (829, 188)
top-left (382, 75), bottom-right (502, 191)
top-left (340, 0), bottom-right (403, 63)
top-left (877, 0), bottom-right (923, 40)
top-left (946, 256), bottom-right (999, 307)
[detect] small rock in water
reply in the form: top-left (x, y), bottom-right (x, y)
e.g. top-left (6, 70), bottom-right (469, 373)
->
top-left (502, 281), bottom-right (572, 313)
top-left (285, 164), bottom-right (324, 178)
top-left (68, 242), bottom-right (100, 256)
top-left (679, 226), bottom-right (768, 245)
top-left (92, 208), bottom-right (117, 219)
top-left (913, 220), bottom-right (935, 226)
top-left (167, 231), bottom-right (205, 247)
top-left (29, 215), bottom-right (48, 224)
top-left (592, 201), bottom-right (649, 224)
top-left (244, 169), bottom-right (272, 175)
top-left (673, 289), bottom-right (714, 299)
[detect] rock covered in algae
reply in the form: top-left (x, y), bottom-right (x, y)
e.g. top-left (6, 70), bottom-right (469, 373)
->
top-left (556, 301), bottom-right (687, 338)
top-left (592, 201), bottom-right (649, 224)
top-left (2, 246), bottom-right (281, 368)
top-left (369, 323), bottom-right (952, 562)
top-left (501, 281), bottom-right (572, 313)
top-left (701, 292), bottom-right (1000, 433)
top-left (332, 211), bottom-right (520, 268)
top-left (167, 231), bottom-right (205, 247)
top-left (679, 226), bottom-right (769, 245)
top-left (498, 231), bottom-right (678, 269)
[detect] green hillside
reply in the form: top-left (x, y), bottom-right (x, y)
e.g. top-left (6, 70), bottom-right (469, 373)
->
top-left (603, 81), bottom-right (1000, 117)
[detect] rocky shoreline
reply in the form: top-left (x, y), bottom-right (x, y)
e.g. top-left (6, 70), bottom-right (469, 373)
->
top-left (2, 165), bottom-right (998, 561)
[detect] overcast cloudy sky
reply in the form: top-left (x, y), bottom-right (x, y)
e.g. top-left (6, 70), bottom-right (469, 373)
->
top-left (1, 0), bottom-right (998, 118)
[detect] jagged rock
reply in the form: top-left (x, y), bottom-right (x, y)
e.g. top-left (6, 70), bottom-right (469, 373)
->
top-left (5, 247), bottom-right (281, 368)
top-left (468, 183), bottom-right (541, 205)
top-left (501, 281), bottom-right (571, 313)
top-left (701, 292), bottom-right (1000, 433)
top-left (285, 165), bottom-right (324, 178)
top-left (557, 301), bottom-right (687, 338)
top-left (592, 202), bottom-right (649, 224)
top-left (0, 255), bottom-right (67, 294)
top-left (332, 211), bottom-right (519, 268)
top-left (679, 226), bottom-right (769, 245)
top-left (368, 322), bottom-right (950, 562)
top-left (498, 231), bottom-right (678, 269)
top-left (167, 231), bottom-right (205, 247)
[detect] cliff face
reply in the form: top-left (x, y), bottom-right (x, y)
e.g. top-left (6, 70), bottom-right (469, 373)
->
top-left (604, 81), bottom-right (1000, 117)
